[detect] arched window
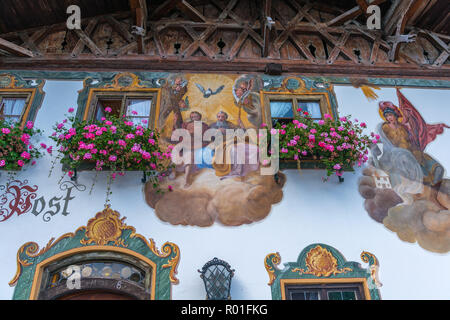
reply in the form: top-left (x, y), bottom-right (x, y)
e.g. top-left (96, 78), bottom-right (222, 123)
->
top-left (10, 207), bottom-right (180, 300)
top-left (265, 244), bottom-right (382, 300)
top-left (38, 251), bottom-right (152, 300)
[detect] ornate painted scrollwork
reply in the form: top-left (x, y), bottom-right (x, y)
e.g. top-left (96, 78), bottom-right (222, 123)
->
top-left (81, 206), bottom-right (129, 246)
top-left (292, 245), bottom-right (353, 277)
top-left (361, 251), bottom-right (382, 288)
top-left (10, 207), bottom-right (180, 299)
top-left (264, 244), bottom-right (382, 300)
top-left (264, 252), bottom-right (281, 285)
top-left (150, 240), bottom-right (180, 284)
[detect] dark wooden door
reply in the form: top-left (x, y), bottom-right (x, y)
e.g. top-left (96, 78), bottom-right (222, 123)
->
top-left (57, 290), bottom-right (135, 300)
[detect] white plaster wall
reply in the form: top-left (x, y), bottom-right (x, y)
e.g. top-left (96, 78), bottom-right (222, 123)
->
top-left (0, 81), bottom-right (449, 300)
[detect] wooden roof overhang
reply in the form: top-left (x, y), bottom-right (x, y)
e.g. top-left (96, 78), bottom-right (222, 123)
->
top-left (0, 0), bottom-right (449, 79)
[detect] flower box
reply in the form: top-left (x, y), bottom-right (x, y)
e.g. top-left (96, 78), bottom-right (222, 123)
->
top-left (49, 108), bottom-right (172, 187)
top-left (269, 110), bottom-right (377, 181)
top-left (0, 120), bottom-right (43, 172)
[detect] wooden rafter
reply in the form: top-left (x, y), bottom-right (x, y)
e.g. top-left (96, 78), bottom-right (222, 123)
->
top-left (387, 0), bottom-right (419, 62)
top-left (176, 0), bottom-right (206, 22)
top-left (152, 0), bottom-right (205, 22)
top-left (418, 29), bottom-right (450, 67)
top-left (0, 0), bottom-right (448, 76)
top-left (261, 0), bottom-right (272, 57)
top-left (71, 18), bottom-right (99, 58)
top-left (18, 31), bottom-right (41, 56)
top-left (105, 16), bottom-right (135, 44)
top-left (327, 0), bottom-right (387, 27)
top-left (355, 0), bottom-right (369, 14)
top-left (0, 37), bottom-right (33, 57)
top-left (130, 0), bottom-right (148, 54)
top-left (181, 25), bottom-right (216, 58)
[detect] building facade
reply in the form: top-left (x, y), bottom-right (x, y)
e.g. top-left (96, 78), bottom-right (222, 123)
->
top-left (0, 0), bottom-right (449, 300)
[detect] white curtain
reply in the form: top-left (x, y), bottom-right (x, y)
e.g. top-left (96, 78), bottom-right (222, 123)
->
top-left (2, 98), bottom-right (26, 121)
top-left (298, 101), bottom-right (321, 118)
top-left (127, 99), bottom-right (152, 117)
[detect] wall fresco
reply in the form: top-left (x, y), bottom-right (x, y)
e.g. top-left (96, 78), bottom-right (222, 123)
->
top-left (146, 73), bottom-right (286, 227)
top-left (358, 89), bottom-right (450, 253)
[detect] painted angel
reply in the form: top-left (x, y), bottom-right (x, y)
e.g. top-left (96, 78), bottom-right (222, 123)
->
top-left (376, 88), bottom-right (448, 189)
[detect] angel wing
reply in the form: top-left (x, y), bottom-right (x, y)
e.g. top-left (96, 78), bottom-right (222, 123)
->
top-left (212, 85), bottom-right (224, 95)
top-left (195, 83), bottom-right (206, 94)
top-left (397, 88), bottom-right (449, 151)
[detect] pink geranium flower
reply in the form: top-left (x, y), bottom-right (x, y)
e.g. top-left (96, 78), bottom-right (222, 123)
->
top-left (20, 152), bottom-right (31, 159)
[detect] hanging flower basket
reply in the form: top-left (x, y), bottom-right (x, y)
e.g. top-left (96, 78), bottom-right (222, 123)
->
top-left (269, 110), bottom-right (378, 181)
top-left (0, 120), bottom-right (43, 172)
top-left (49, 108), bottom-right (173, 191)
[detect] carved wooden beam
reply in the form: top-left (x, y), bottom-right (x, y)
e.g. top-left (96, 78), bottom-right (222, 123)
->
top-left (105, 16), bottom-right (135, 44)
top-left (71, 19), bottom-right (99, 58)
top-left (152, 0), bottom-right (205, 22)
top-left (356, 0), bottom-right (369, 14)
top-left (2, 55), bottom-right (449, 79)
top-left (418, 29), bottom-right (449, 67)
top-left (152, 0), bottom-right (179, 20)
top-left (227, 30), bottom-right (249, 60)
top-left (387, 0), bottom-right (419, 61)
top-left (176, 0), bottom-right (206, 22)
top-left (18, 31), bottom-right (42, 56)
top-left (382, 0), bottom-right (402, 29)
top-left (327, 0), bottom-right (387, 26)
top-left (130, 0), bottom-right (148, 54)
top-left (181, 25), bottom-right (216, 58)
top-left (0, 37), bottom-right (34, 57)
top-left (261, 0), bottom-right (272, 57)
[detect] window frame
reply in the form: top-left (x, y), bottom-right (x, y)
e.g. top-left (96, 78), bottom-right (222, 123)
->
top-left (37, 250), bottom-right (153, 300)
top-left (29, 246), bottom-right (158, 300)
top-left (0, 90), bottom-right (35, 126)
top-left (280, 278), bottom-right (371, 300)
top-left (83, 89), bottom-right (160, 129)
top-left (284, 282), bottom-right (365, 300)
top-left (261, 92), bottom-right (333, 128)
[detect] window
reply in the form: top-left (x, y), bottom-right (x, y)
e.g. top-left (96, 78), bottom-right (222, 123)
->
top-left (298, 101), bottom-right (322, 121)
top-left (269, 100), bottom-right (295, 127)
top-left (264, 93), bottom-right (332, 128)
top-left (38, 251), bottom-right (153, 300)
top-left (285, 283), bottom-right (364, 300)
top-left (90, 92), bottom-right (156, 128)
top-left (0, 94), bottom-right (29, 124)
top-left (48, 260), bottom-right (146, 289)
